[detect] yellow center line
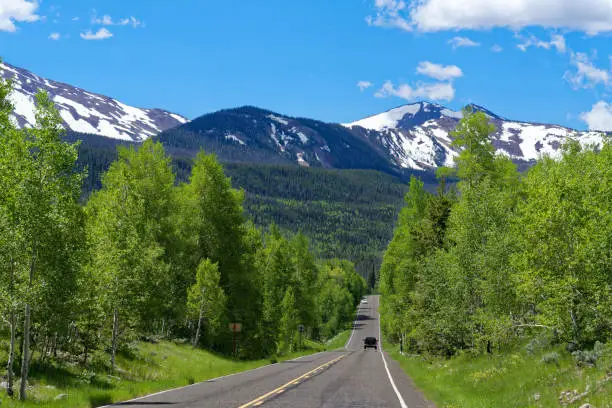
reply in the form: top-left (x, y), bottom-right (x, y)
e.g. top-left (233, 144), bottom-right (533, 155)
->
top-left (238, 354), bottom-right (347, 408)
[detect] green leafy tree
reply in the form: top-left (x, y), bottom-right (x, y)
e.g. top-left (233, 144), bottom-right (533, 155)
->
top-left (0, 70), bottom-right (22, 397)
top-left (512, 142), bottom-right (611, 345)
top-left (278, 286), bottom-right (298, 354)
top-left (188, 259), bottom-right (226, 347)
top-left (86, 139), bottom-right (174, 370)
top-left (3, 91), bottom-right (84, 400)
top-left (184, 151), bottom-right (260, 347)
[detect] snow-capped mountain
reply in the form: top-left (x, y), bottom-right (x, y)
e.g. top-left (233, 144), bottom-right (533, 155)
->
top-left (158, 103), bottom-right (609, 176)
top-left (1, 62), bottom-right (188, 141)
top-left (158, 106), bottom-right (397, 174)
top-left (344, 102), bottom-right (608, 171)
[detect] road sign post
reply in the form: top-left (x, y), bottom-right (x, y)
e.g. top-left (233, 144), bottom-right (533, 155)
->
top-left (229, 323), bottom-right (242, 357)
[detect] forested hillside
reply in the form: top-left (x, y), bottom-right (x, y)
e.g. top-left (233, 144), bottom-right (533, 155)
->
top-left (0, 83), bottom-right (365, 401)
top-left (223, 165), bottom-right (433, 276)
top-left (380, 110), bottom-right (611, 406)
top-left (68, 132), bottom-right (428, 277)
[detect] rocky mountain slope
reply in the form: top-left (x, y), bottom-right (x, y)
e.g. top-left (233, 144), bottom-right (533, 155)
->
top-left (1, 61), bottom-right (187, 142)
top-left (344, 102), bottom-right (608, 171)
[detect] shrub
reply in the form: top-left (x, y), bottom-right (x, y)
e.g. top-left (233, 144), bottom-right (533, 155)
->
top-left (572, 342), bottom-right (606, 367)
top-left (540, 352), bottom-right (560, 366)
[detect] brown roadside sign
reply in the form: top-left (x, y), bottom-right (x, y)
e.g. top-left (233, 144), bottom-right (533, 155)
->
top-left (229, 323), bottom-right (242, 332)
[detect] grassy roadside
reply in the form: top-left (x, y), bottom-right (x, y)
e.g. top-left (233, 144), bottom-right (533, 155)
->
top-left (385, 342), bottom-right (611, 408)
top-left (324, 329), bottom-right (352, 350)
top-left (0, 340), bottom-right (321, 408)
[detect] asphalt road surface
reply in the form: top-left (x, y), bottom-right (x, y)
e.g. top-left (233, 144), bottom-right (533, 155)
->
top-left (107, 295), bottom-right (433, 407)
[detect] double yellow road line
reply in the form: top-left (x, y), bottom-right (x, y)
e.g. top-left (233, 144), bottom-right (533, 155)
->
top-left (238, 354), bottom-right (347, 407)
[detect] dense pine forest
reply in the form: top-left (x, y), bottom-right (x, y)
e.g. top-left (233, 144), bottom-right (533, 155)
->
top-left (380, 110), bottom-right (611, 357)
top-left (0, 82), bottom-right (365, 401)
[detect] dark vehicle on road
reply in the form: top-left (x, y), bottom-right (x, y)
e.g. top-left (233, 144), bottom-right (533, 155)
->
top-left (363, 336), bottom-right (378, 350)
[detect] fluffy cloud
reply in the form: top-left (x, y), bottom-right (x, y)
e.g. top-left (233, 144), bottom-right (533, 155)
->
top-left (416, 62), bottom-right (463, 81)
top-left (448, 36), bottom-right (480, 49)
top-left (580, 101), bottom-right (612, 131)
top-left (490, 44), bottom-right (503, 53)
top-left (357, 81), bottom-right (373, 91)
top-left (80, 28), bottom-right (113, 40)
top-left (366, 0), bottom-right (412, 30)
top-left (48, 32), bottom-right (60, 40)
top-left (0, 0), bottom-right (39, 32)
top-left (564, 52), bottom-right (610, 89)
top-left (369, 0), bottom-right (612, 34)
top-left (375, 80), bottom-right (455, 101)
top-left (517, 34), bottom-right (566, 53)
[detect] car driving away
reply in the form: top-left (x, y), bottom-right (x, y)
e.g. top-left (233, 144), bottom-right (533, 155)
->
top-left (363, 336), bottom-right (377, 351)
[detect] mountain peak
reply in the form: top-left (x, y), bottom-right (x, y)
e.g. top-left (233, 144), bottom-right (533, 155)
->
top-left (464, 103), bottom-right (505, 120)
top-left (343, 101), bottom-right (461, 131)
top-left (1, 61), bottom-right (188, 141)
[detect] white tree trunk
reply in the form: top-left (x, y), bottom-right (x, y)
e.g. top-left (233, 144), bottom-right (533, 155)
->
top-left (193, 303), bottom-right (204, 347)
top-left (6, 256), bottom-right (16, 397)
top-left (111, 308), bottom-right (119, 372)
top-left (19, 246), bottom-right (36, 401)
top-left (7, 311), bottom-right (16, 397)
top-left (19, 303), bottom-right (31, 400)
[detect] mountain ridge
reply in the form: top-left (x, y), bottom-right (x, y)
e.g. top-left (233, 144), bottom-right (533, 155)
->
top-left (0, 61), bottom-right (188, 142)
top-left (2, 61), bottom-right (609, 177)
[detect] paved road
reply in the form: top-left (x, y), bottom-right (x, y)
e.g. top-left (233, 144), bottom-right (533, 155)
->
top-left (109, 295), bottom-right (433, 407)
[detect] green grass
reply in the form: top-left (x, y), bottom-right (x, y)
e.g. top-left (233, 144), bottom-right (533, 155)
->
top-left (324, 329), bottom-right (352, 351)
top-left (386, 342), bottom-right (612, 408)
top-left (0, 341), bottom-right (321, 408)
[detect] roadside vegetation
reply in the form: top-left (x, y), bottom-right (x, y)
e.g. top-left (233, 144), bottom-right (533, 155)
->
top-left (387, 341), bottom-right (611, 407)
top-left (0, 339), bottom-right (323, 407)
top-left (380, 109), bottom-right (611, 406)
top-left (0, 76), bottom-right (366, 403)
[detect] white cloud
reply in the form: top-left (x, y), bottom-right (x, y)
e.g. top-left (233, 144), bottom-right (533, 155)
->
top-left (369, 0), bottom-right (612, 34)
top-left (93, 14), bottom-right (143, 28)
top-left (491, 44), bottom-right (503, 52)
top-left (366, 0), bottom-right (412, 31)
top-left (0, 0), bottom-right (39, 32)
top-left (517, 34), bottom-right (566, 53)
top-left (564, 52), bottom-right (610, 89)
top-left (375, 80), bottom-right (456, 101)
top-left (80, 27), bottom-right (113, 40)
top-left (357, 81), bottom-right (373, 91)
top-left (48, 32), bottom-right (60, 40)
top-left (119, 16), bottom-right (143, 28)
top-left (72, 16), bottom-right (79, 21)
top-left (93, 14), bottom-right (113, 25)
top-left (416, 61), bottom-right (463, 81)
top-left (580, 101), bottom-right (612, 131)
top-left (448, 36), bottom-right (480, 49)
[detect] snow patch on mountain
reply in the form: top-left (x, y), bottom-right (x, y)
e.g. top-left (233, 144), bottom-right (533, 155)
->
top-left (345, 102), bottom-right (609, 171)
top-left (267, 114), bottom-right (290, 126)
top-left (1, 62), bottom-right (188, 141)
top-left (345, 104), bottom-right (424, 131)
top-left (225, 134), bottom-right (246, 145)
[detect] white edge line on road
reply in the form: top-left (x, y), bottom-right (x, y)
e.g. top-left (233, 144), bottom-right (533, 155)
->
top-left (378, 304), bottom-right (409, 408)
top-left (345, 309), bottom-right (360, 349)
top-left (97, 351), bottom-right (329, 407)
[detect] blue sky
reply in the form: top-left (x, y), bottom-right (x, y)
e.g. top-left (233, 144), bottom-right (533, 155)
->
top-left (1, 0), bottom-right (612, 130)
